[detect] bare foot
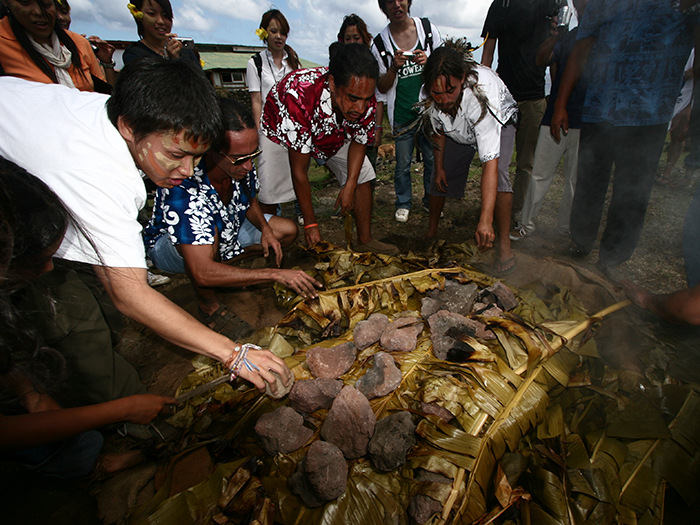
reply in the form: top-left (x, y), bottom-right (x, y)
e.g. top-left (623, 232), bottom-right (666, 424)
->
top-left (96, 450), bottom-right (145, 475)
top-left (424, 229), bottom-right (437, 240)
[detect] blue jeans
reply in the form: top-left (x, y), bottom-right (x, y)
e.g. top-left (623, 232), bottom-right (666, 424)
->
top-left (394, 122), bottom-right (434, 210)
top-left (9, 430), bottom-right (104, 479)
top-left (148, 215), bottom-right (272, 274)
top-left (684, 182), bottom-right (700, 287)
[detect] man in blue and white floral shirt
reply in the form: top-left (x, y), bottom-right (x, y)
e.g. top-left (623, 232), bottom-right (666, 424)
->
top-left (145, 98), bottom-right (323, 338)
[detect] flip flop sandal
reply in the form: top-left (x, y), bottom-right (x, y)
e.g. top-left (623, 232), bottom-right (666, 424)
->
top-left (199, 305), bottom-right (254, 341)
top-left (471, 256), bottom-right (516, 278)
top-left (656, 173), bottom-right (673, 186)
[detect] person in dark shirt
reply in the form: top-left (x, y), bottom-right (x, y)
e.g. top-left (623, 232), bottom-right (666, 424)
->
top-left (481, 0), bottom-right (561, 216)
top-left (510, 0), bottom-right (589, 241)
top-left (122, 0), bottom-right (199, 67)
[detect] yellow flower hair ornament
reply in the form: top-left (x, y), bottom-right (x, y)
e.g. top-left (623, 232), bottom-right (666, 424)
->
top-left (56, 0), bottom-right (64, 5)
top-left (127, 3), bottom-right (144, 20)
top-left (255, 28), bottom-right (268, 41)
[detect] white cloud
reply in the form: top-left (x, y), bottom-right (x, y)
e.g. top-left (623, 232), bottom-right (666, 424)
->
top-left (177, 2), bottom-right (219, 33)
top-left (69, 0), bottom-right (134, 32)
top-left (188, 0), bottom-right (262, 21)
top-left (66, 0), bottom-right (495, 65)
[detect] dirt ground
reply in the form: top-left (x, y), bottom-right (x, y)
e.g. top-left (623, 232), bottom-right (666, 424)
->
top-left (4, 140), bottom-right (699, 524)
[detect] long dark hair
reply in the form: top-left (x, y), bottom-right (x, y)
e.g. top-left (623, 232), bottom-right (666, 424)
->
top-left (259, 9), bottom-right (301, 71)
top-left (0, 158), bottom-right (70, 404)
top-left (0, 1), bottom-right (86, 85)
top-left (130, 0), bottom-right (173, 39)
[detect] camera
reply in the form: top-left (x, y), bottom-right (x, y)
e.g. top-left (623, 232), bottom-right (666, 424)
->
top-left (174, 37), bottom-right (195, 50)
top-left (557, 5), bottom-right (572, 29)
top-left (402, 51), bottom-right (415, 59)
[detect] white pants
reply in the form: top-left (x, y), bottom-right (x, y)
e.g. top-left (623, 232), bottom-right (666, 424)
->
top-left (520, 125), bottom-right (580, 234)
top-left (257, 138), bottom-right (375, 205)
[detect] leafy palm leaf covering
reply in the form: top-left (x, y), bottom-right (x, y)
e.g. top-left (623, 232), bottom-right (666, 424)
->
top-left (130, 242), bottom-right (700, 525)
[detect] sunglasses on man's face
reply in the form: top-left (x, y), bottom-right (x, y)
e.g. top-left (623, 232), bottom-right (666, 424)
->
top-left (222, 149), bottom-right (262, 166)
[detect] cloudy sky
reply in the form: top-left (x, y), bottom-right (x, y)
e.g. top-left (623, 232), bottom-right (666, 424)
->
top-left (69, 0), bottom-right (497, 65)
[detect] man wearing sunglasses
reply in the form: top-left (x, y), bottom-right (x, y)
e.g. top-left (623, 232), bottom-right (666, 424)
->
top-left (145, 97), bottom-right (323, 338)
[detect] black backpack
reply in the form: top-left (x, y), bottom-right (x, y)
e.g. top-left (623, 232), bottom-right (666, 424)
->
top-left (373, 17), bottom-right (434, 71)
top-left (252, 53), bottom-right (263, 80)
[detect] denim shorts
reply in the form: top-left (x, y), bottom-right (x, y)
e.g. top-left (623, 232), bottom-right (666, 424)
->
top-left (148, 214), bottom-right (273, 274)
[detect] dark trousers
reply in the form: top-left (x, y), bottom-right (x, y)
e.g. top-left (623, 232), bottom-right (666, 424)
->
top-left (13, 259), bottom-right (146, 407)
top-left (570, 121), bottom-right (667, 267)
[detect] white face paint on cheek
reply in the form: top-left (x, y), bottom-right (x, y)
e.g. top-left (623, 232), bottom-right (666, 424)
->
top-left (161, 134), bottom-right (174, 149)
top-left (154, 151), bottom-right (181, 172)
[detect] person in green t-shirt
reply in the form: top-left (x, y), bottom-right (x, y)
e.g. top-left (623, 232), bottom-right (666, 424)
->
top-left (371, 0), bottom-right (443, 223)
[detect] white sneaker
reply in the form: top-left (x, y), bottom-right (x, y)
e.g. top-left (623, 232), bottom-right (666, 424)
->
top-left (297, 215), bottom-right (304, 226)
top-left (395, 208), bottom-right (410, 223)
top-left (509, 225), bottom-right (531, 242)
top-left (147, 271), bottom-right (171, 287)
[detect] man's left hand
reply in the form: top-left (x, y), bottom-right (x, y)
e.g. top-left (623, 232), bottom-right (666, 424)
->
top-left (335, 183), bottom-right (356, 215)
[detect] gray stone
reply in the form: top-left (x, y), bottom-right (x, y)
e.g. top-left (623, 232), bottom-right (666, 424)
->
top-left (355, 352), bottom-right (402, 399)
top-left (305, 441), bottom-right (348, 501)
top-left (321, 386), bottom-right (376, 459)
top-left (353, 313), bottom-right (389, 350)
top-left (265, 370), bottom-right (295, 399)
top-left (428, 310), bottom-right (495, 350)
top-left (484, 281), bottom-right (518, 311)
top-left (428, 311), bottom-right (495, 359)
top-left (368, 411), bottom-right (416, 472)
top-left (254, 406), bottom-right (313, 455)
top-left (430, 280), bottom-right (479, 316)
top-left (408, 494), bottom-right (442, 524)
top-left (380, 317), bottom-right (424, 352)
top-left (420, 297), bottom-right (442, 319)
top-left (289, 379), bottom-right (343, 413)
top-left (306, 342), bottom-right (356, 379)
top-left (420, 402), bottom-right (455, 422)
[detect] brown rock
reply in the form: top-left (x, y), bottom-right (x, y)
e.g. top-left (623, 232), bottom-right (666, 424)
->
top-left (254, 406), bottom-right (313, 455)
top-left (355, 352), bottom-right (402, 399)
top-left (380, 317), bottom-right (424, 352)
top-left (408, 494), bottom-right (443, 524)
top-left (353, 313), bottom-right (389, 350)
top-left (288, 458), bottom-right (323, 508)
top-left (420, 402), bottom-right (455, 422)
top-left (288, 441), bottom-right (348, 508)
top-left (305, 441), bottom-right (348, 501)
top-left (482, 281), bottom-right (518, 311)
top-left (306, 342), bottom-right (356, 379)
top-left (320, 386), bottom-right (376, 459)
top-left (289, 378), bottom-right (343, 413)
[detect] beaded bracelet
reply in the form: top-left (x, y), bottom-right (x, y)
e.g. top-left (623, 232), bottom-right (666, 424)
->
top-left (224, 343), bottom-right (262, 381)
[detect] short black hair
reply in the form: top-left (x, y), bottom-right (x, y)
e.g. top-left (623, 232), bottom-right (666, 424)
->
top-left (378, 0), bottom-right (412, 17)
top-left (106, 57), bottom-right (224, 146)
top-left (213, 97), bottom-right (256, 151)
top-left (328, 43), bottom-right (379, 87)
